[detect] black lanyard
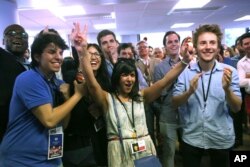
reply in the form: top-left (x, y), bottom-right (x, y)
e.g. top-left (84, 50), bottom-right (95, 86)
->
top-left (115, 94), bottom-right (135, 133)
top-left (198, 62), bottom-right (216, 107)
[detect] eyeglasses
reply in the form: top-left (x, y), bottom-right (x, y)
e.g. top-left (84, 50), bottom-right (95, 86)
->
top-left (5, 30), bottom-right (28, 39)
top-left (89, 52), bottom-right (101, 57)
top-left (138, 46), bottom-right (148, 50)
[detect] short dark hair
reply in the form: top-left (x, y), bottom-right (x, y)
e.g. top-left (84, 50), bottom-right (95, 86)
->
top-left (31, 30), bottom-right (68, 68)
top-left (163, 31), bottom-right (180, 46)
top-left (117, 43), bottom-right (136, 56)
top-left (97, 29), bottom-right (117, 46)
top-left (111, 58), bottom-right (141, 101)
top-left (3, 24), bottom-right (25, 36)
top-left (239, 32), bottom-right (250, 46)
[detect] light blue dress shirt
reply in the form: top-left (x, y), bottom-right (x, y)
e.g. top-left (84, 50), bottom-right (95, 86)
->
top-left (105, 59), bottom-right (113, 78)
top-left (173, 61), bottom-right (241, 149)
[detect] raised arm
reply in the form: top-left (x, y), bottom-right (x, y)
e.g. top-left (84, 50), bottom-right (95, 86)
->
top-left (71, 23), bottom-right (109, 112)
top-left (141, 45), bottom-right (193, 103)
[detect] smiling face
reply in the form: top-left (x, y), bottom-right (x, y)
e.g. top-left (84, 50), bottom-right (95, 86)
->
top-left (4, 26), bottom-right (28, 56)
top-left (242, 37), bottom-right (250, 58)
top-left (165, 33), bottom-right (180, 57)
top-left (36, 43), bottom-right (63, 77)
top-left (196, 32), bottom-right (219, 63)
top-left (88, 46), bottom-right (102, 72)
top-left (100, 34), bottom-right (118, 58)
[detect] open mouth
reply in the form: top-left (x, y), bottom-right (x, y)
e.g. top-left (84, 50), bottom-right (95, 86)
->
top-left (90, 61), bottom-right (98, 66)
top-left (125, 83), bottom-right (132, 88)
top-left (52, 62), bottom-right (61, 67)
top-left (12, 41), bottom-right (22, 47)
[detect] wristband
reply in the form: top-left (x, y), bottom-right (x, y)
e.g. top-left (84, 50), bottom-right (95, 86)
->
top-left (181, 59), bottom-right (189, 66)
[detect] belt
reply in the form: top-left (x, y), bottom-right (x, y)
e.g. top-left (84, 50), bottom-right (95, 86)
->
top-left (108, 134), bottom-right (149, 141)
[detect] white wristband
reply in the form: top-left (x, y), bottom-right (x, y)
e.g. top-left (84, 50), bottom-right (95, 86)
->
top-left (181, 59), bottom-right (189, 66)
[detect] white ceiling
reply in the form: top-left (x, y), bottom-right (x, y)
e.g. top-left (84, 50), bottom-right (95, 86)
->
top-left (12, 0), bottom-right (250, 35)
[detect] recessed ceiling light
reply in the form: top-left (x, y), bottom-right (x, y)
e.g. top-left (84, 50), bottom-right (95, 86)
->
top-left (50, 5), bottom-right (86, 17)
top-left (171, 23), bottom-right (194, 28)
top-left (234, 15), bottom-right (250, 21)
top-left (173, 0), bottom-right (211, 9)
top-left (94, 23), bottom-right (116, 30)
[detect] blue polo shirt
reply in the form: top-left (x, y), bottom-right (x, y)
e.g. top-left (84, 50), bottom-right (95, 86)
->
top-left (173, 61), bottom-right (241, 149)
top-left (0, 68), bottom-right (63, 167)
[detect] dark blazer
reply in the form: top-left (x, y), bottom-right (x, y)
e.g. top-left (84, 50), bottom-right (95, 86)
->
top-left (0, 47), bottom-right (26, 142)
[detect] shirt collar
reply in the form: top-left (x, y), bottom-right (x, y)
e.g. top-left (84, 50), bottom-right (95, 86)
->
top-left (139, 57), bottom-right (150, 65)
top-left (241, 55), bottom-right (250, 62)
top-left (34, 67), bottom-right (57, 83)
top-left (189, 60), bottom-right (223, 72)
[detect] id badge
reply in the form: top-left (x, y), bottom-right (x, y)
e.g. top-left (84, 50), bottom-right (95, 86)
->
top-left (48, 126), bottom-right (63, 160)
top-left (131, 140), bottom-right (146, 154)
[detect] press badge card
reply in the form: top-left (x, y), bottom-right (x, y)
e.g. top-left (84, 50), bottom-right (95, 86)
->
top-left (48, 127), bottom-right (63, 160)
top-left (131, 140), bottom-right (146, 154)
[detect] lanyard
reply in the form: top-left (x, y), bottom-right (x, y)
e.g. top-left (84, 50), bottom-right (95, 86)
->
top-left (198, 62), bottom-right (216, 107)
top-left (115, 94), bottom-right (136, 134)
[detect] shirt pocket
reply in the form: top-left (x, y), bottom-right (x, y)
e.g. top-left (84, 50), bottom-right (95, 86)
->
top-left (210, 84), bottom-right (225, 102)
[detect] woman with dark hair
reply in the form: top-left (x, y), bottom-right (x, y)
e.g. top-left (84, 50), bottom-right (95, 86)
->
top-left (71, 23), bottom-right (192, 167)
top-left (61, 43), bottom-right (111, 167)
top-left (0, 29), bottom-right (85, 166)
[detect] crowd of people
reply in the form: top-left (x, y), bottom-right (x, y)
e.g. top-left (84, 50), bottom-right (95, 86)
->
top-left (0, 22), bottom-right (249, 167)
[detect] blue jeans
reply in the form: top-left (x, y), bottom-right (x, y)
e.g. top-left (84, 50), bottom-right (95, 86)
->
top-left (145, 103), bottom-right (160, 145)
top-left (159, 122), bottom-right (178, 167)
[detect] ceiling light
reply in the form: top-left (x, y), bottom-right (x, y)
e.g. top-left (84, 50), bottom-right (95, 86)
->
top-left (234, 15), bottom-right (250, 21)
top-left (49, 5), bottom-right (86, 17)
top-left (111, 12), bottom-right (116, 19)
top-left (103, 12), bottom-right (116, 19)
top-left (94, 23), bottom-right (116, 30)
top-left (171, 23), bottom-right (194, 28)
top-left (173, 0), bottom-right (211, 9)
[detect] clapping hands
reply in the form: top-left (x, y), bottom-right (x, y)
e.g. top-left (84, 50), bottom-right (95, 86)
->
top-left (182, 42), bottom-right (194, 64)
top-left (222, 67), bottom-right (232, 90)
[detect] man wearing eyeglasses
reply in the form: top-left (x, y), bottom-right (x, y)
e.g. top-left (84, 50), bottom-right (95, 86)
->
top-left (135, 40), bottom-right (161, 151)
top-left (0, 24), bottom-right (29, 143)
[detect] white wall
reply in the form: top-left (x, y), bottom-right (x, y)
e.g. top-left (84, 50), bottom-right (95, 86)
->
top-left (140, 31), bottom-right (193, 48)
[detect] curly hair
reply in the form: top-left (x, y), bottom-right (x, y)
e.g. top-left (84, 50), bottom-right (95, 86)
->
top-left (193, 24), bottom-right (223, 49)
top-left (31, 30), bottom-right (68, 68)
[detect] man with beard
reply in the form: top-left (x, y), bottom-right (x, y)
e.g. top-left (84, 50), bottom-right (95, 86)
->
top-left (172, 24), bottom-right (242, 167)
top-left (0, 24), bottom-right (29, 143)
